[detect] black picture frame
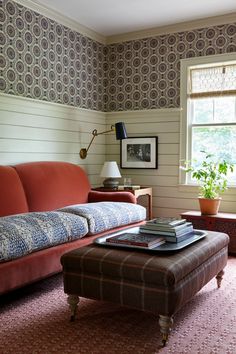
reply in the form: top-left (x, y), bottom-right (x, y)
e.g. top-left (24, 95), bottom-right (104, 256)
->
top-left (120, 136), bottom-right (158, 169)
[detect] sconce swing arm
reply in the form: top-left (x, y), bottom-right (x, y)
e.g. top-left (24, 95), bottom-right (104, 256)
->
top-left (80, 125), bottom-right (115, 159)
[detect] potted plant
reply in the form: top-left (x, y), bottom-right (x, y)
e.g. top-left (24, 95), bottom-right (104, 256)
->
top-left (182, 151), bottom-right (234, 215)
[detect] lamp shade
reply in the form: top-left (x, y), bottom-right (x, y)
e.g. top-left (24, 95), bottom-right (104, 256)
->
top-left (115, 122), bottom-right (127, 140)
top-left (100, 161), bottom-right (121, 178)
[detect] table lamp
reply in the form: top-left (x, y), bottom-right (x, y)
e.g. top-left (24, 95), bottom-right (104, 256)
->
top-left (100, 161), bottom-right (121, 189)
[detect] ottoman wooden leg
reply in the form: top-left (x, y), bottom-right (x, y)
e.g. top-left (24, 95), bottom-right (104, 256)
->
top-left (216, 270), bottom-right (224, 288)
top-left (67, 294), bottom-right (80, 322)
top-left (159, 315), bottom-right (173, 347)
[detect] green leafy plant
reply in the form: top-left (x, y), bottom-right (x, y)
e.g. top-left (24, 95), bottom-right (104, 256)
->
top-left (182, 151), bottom-right (234, 199)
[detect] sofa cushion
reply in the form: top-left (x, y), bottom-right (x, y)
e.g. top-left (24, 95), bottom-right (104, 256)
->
top-left (0, 212), bottom-right (88, 262)
top-left (0, 166), bottom-right (29, 217)
top-left (14, 162), bottom-right (91, 212)
top-left (59, 202), bottom-right (146, 235)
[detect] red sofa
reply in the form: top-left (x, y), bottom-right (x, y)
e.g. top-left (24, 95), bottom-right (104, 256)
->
top-left (0, 161), bottom-right (145, 295)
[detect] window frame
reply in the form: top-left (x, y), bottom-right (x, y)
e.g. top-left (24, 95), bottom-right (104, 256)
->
top-left (179, 52), bottom-right (236, 187)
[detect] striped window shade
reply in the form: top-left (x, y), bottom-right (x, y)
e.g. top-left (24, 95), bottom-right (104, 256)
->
top-left (189, 64), bottom-right (236, 98)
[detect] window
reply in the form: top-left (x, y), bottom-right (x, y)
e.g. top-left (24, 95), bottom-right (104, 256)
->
top-left (180, 53), bottom-right (236, 186)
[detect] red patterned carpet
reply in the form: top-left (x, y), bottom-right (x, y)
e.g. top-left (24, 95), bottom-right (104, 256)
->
top-left (1, 257), bottom-right (236, 354)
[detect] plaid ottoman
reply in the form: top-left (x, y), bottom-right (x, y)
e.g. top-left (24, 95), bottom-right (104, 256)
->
top-left (61, 230), bottom-right (229, 346)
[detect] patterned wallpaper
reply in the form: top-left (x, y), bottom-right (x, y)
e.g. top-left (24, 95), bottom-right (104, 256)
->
top-left (1, 0), bottom-right (236, 112)
top-left (0, 0), bottom-right (106, 111)
top-left (104, 25), bottom-right (236, 111)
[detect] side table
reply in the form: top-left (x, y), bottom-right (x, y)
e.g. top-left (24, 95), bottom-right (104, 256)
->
top-left (93, 187), bottom-right (152, 220)
top-left (181, 211), bottom-right (236, 254)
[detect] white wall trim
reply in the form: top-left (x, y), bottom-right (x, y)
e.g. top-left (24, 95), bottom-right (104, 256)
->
top-left (0, 93), bottom-right (105, 117)
top-left (107, 12), bottom-right (236, 44)
top-left (179, 52), bottom-right (236, 185)
top-left (13, 0), bottom-right (106, 44)
top-left (12, 1), bottom-right (236, 45)
top-left (106, 108), bottom-right (181, 120)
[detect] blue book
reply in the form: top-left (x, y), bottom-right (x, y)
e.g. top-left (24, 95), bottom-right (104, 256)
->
top-left (140, 224), bottom-right (193, 236)
top-left (164, 231), bottom-right (195, 243)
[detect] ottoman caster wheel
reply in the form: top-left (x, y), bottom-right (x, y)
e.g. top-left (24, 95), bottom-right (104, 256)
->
top-left (162, 334), bottom-right (168, 347)
top-left (159, 315), bottom-right (173, 347)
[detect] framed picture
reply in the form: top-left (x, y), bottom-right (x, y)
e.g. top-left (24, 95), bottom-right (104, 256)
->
top-left (120, 136), bottom-right (158, 169)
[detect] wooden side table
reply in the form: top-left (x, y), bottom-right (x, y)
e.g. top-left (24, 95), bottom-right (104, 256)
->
top-left (92, 187), bottom-right (152, 220)
top-left (181, 211), bottom-right (236, 254)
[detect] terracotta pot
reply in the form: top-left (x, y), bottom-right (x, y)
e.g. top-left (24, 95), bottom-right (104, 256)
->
top-left (198, 197), bottom-right (222, 215)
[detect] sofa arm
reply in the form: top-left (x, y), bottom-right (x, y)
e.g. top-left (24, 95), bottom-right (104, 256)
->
top-left (88, 190), bottom-right (137, 204)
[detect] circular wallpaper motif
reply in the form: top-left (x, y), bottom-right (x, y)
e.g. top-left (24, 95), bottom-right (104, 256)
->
top-left (6, 47), bottom-right (15, 60)
top-left (6, 24), bottom-right (15, 37)
top-left (41, 17), bottom-right (48, 30)
top-left (150, 38), bottom-right (158, 48)
top-left (0, 31), bottom-right (6, 45)
top-left (6, 2), bottom-right (15, 15)
top-left (16, 82), bottom-right (25, 95)
top-left (1, 0), bottom-right (236, 112)
top-left (16, 17), bottom-right (24, 30)
top-left (24, 10), bottom-right (33, 23)
top-left (24, 73), bottom-right (33, 86)
top-left (24, 31), bottom-right (33, 44)
top-left (226, 25), bottom-right (236, 36)
top-left (0, 78), bottom-right (7, 90)
top-left (7, 68), bottom-right (16, 82)
top-left (15, 60), bottom-right (24, 73)
top-left (15, 39), bottom-right (24, 52)
top-left (0, 55), bottom-right (7, 69)
top-left (33, 24), bottom-right (41, 37)
top-left (41, 78), bottom-right (49, 89)
top-left (0, 9), bottom-right (6, 22)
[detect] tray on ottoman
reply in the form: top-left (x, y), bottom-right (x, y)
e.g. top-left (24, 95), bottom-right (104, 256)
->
top-left (61, 230), bottom-right (229, 347)
top-left (94, 227), bottom-right (207, 252)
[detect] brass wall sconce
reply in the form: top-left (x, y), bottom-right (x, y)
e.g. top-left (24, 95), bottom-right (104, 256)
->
top-left (79, 122), bottom-right (127, 159)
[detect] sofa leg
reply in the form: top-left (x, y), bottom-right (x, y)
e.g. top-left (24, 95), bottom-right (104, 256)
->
top-left (159, 314), bottom-right (173, 347)
top-left (67, 294), bottom-right (80, 321)
top-left (216, 269), bottom-right (224, 288)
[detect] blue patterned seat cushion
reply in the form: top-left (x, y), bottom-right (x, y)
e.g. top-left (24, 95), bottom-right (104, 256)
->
top-left (0, 212), bottom-right (88, 262)
top-left (59, 202), bottom-right (146, 234)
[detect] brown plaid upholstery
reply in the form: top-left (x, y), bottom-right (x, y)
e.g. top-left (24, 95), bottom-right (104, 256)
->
top-left (61, 231), bottom-right (229, 316)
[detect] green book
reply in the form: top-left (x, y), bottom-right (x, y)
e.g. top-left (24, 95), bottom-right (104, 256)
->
top-left (147, 217), bottom-right (186, 227)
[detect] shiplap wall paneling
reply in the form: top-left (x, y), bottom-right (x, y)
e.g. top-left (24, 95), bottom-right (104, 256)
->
top-left (106, 109), bottom-right (182, 217)
top-left (106, 109), bottom-right (236, 217)
top-left (0, 94), bottom-right (106, 186)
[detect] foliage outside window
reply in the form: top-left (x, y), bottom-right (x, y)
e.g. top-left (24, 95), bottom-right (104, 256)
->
top-left (181, 55), bottom-right (236, 186)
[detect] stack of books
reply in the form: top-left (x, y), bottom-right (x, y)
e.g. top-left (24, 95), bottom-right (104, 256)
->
top-left (140, 217), bottom-right (194, 243)
top-left (117, 185), bottom-right (141, 190)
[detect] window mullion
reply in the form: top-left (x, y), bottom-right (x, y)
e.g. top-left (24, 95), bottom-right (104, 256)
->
top-left (213, 98), bottom-right (215, 122)
top-left (191, 122), bottom-right (236, 128)
top-left (235, 97), bottom-right (236, 122)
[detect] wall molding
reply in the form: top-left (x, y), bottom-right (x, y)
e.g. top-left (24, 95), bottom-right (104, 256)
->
top-left (13, 0), bottom-right (106, 44)
top-left (0, 93), bottom-right (106, 118)
top-left (12, 1), bottom-right (236, 45)
top-left (106, 108), bottom-right (181, 121)
top-left (107, 12), bottom-right (236, 44)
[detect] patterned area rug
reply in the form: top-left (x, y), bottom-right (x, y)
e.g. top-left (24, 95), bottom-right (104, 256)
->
top-left (1, 257), bottom-right (236, 354)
